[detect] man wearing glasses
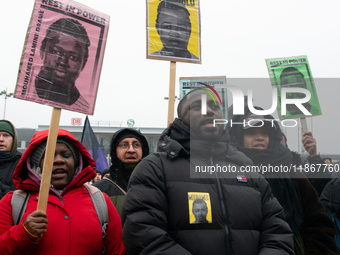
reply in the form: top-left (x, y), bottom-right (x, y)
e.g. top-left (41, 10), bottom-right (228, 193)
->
top-left (93, 128), bottom-right (149, 217)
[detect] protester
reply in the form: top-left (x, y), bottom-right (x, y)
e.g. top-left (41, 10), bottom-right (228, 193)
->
top-left (323, 158), bottom-right (337, 177)
top-left (0, 129), bottom-right (125, 255)
top-left (324, 157), bottom-right (333, 166)
top-left (121, 89), bottom-right (294, 255)
top-left (320, 177), bottom-right (340, 215)
top-left (302, 131), bottom-right (333, 195)
top-left (91, 169), bottom-right (102, 183)
top-left (0, 120), bottom-right (21, 199)
top-left (319, 177), bottom-right (340, 252)
top-left (280, 128), bottom-right (332, 196)
top-left (93, 128), bottom-right (149, 216)
top-left (227, 108), bottom-right (338, 255)
top-left (101, 168), bottom-right (110, 179)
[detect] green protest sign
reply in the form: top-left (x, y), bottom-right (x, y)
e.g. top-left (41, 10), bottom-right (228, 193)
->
top-left (266, 56), bottom-right (322, 120)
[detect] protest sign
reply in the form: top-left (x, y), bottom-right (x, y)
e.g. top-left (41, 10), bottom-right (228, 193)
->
top-left (13, 0), bottom-right (109, 213)
top-left (266, 56), bottom-right (322, 120)
top-left (146, 0), bottom-right (201, 64)
top-left (188, 192), bottom-right (212, 224)
top-left (14, 0), bottom-right (110, 115)
top-left (180, 76), bottom-right (228, 120)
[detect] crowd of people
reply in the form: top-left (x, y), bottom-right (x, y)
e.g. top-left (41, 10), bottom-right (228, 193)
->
top-left (0, 0), bottom-right (337, 253)
top-left (0, 88), bottom-right (339, 254)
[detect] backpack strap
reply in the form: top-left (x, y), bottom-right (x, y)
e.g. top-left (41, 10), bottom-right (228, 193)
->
top-left (11, 190), bottom-right (31, 225)
top-left (84, 183), bottom-right (108, 255)
top-left (103, 176), bottom-right (127, 195)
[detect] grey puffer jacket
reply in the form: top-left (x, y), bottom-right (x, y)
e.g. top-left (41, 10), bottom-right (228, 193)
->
top-left (122, 118), bottom-right (294, 255)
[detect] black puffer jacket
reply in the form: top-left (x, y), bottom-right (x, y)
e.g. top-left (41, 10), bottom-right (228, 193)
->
top-left (121, 118), bottom-right (294, 255)
top-left (320, 177), bottom-right (340, 217)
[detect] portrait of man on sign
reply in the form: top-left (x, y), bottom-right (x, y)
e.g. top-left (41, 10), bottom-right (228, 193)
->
top-left (35, 18), bottom-right (90, 110)
top-left (279, 66), bottom-right (316, 116)
top-left (147, 0), bottom-right (201, 63)
top-left (191, 199), bottom-right (212, 224)
top-left (151, 0), bottom-right (198, 59)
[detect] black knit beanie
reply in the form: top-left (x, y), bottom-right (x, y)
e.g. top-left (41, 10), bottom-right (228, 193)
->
top-left (114, 133), bottom-right (143, 149)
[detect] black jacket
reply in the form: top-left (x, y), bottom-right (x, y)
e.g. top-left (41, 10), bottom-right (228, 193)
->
top-left (305, 154), bottom-right (332, 196)
top-left (320, 177), bottom-right (340, 217)
top-left (121, 118), bottom-right (294, 255)
top-left (0, 151), bottom-right (21, 199)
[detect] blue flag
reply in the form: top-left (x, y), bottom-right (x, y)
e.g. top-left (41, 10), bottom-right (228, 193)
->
top-left (81, 116), bottom-right (109, 171)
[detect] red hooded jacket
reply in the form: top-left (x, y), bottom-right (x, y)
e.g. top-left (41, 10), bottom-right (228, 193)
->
top-left (0, 129), bottom-right (126, 255)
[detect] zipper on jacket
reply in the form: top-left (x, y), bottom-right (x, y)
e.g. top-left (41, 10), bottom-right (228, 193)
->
top-left (211, 145), bottom-right (215, 155)
top-left (211, 157), bottom-right (232, 255)
top-left (59, 196), bottom-right (64, 205)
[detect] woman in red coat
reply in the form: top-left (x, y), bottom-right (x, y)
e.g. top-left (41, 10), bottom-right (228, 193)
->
top-left (0, 129), bottom-right (126, 255)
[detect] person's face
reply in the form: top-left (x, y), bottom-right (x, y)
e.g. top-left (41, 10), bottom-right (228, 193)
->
top-left (0, 131), bottom-right (13, 151)
top-left (243, 127), bottom-right (270, 150)
top-left (180, 90), bottom-right (223, 141)
top-left (94, 172), bottom-right (101, 182)
top-left (103, 173), bottom-right (110, 178)
top-left (281, 74), bottom-right (306, 99)
top-left (42, 30), bottom-right (87, 84)
top-left (192, 202), bottom-right (208, 223)
top-left (324, 159), bottom-right (331, 165)
top-left (116, 138), bottom-right (143, 163)
top-left (40, 142), bottom-right (75, 190)
top-left (157, 8), bottom-right (191, 53)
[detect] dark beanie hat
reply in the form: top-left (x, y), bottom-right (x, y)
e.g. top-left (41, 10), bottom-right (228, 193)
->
top-left (30, 138), bottom-right (80, 168)
top-left (101, 168), bottom-right (110, 177)
top-left (114, 133), bottom-right (143, 149)
top-left (0, 121), bottom-right (14, 137)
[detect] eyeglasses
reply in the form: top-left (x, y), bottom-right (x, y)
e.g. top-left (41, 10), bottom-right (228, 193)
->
top-left (118, 142), bottom-right (142, 152)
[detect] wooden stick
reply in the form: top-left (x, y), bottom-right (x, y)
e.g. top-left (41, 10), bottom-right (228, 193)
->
top-left (37, 107), bottom-right (61, 212)
top-left (300, 117), bottom-right (308, 133)
top-left (167, 61), bottom-right (176, 126)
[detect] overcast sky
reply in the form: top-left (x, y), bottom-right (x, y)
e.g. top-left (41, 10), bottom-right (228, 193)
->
top-left (1, 0), bottom-right (339, 155)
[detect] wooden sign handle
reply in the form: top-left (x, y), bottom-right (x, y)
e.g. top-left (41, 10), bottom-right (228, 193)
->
top-left (37, 107), bottom-right (61, 212)
top-left (300, 117), bottom-right (308, 133)
top-left (167, 61), bottom-right (176, 126)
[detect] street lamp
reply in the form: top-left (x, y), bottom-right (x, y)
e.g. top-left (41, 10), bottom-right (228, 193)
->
top-left (164, 96), bottom-right (180, 101)
top-left (0, 89), bottom-right (13, 119)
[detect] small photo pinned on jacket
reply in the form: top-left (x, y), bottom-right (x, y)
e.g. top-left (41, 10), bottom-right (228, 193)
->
top-left (188, 192), bottom-right (212, 224)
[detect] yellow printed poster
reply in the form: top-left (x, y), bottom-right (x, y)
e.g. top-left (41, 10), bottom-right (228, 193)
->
top-left (188, 192), bottom-right (212, 224)
top-left (147, 0), bottom-right (201, 64)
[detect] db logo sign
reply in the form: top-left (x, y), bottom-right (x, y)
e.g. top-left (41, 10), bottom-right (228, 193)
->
top-left (71, 118), bottom-right (82, 126)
